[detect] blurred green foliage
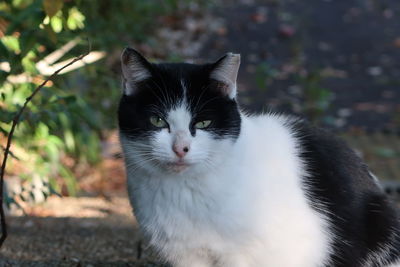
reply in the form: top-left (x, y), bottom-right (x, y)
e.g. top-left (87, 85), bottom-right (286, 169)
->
top-left (255, 59), bottom-right (333, 124)
top-left (297, 70), bottom-right (333, 123)
top-left (255, 62), bottom-right (279, 90)
top-left (0, 0), bottom-right (199, 203)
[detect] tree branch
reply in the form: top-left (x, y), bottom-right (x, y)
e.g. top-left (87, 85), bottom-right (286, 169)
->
top-left (0, 50), bottom-right (90, 248)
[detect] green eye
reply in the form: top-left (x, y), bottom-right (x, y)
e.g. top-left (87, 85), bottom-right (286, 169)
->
top-left (150, 116), bottom-right (167, 128)
top-left (195, 120), bottom-right (211, 129)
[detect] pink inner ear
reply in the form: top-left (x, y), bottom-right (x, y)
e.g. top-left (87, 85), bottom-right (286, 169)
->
top-left (209, 53), bottom-right (240, 98)
top-left (215, 81), bottom-right (232, 97)
top-left (121, 50), bottom-right (152, 96)
top-left (121, 52), bottom-right (131, 66)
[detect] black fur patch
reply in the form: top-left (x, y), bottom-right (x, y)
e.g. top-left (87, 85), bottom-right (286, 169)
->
top-left (290, 120), bottom-right (400, 266)
top-left (118, 62), bottom-right (241, 140)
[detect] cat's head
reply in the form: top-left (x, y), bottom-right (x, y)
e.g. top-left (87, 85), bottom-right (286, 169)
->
top-left (118, 48), bottom-right (241, 175)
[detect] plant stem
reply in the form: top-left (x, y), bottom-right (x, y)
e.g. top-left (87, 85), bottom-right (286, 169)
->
top-left (0, 50), bottom-right (89, 247)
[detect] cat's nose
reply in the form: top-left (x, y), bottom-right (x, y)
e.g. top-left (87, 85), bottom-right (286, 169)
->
top-left (172, 144), bottom-right (190, 158)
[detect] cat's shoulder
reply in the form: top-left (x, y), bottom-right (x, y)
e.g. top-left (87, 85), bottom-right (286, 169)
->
top-left (284, 116), bottom-right (377, 185)
top-left (249, 112), bottom-right (380, 188)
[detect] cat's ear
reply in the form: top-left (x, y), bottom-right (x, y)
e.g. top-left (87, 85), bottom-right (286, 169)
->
top-left (121, 47), bottom-right (152, 96)
top-left (210, 52), bottom-right (241, 99)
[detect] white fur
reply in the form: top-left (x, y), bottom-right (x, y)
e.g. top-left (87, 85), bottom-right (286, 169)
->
top-left (121, 109), bottom-right (333, 267)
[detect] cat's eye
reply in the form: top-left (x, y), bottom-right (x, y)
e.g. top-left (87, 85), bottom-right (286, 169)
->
top-left (195, 120), bottom-right (212, 129)
top-left (150, 116), bottom-right (167, 128)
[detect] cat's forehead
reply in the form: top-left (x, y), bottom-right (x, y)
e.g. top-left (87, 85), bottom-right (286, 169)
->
top-left (155, 62), bottom-right (208, 76)
top-left (136, 63), bottom-right (219, 111)
top-left (152, 63), bottom-right (210, 89)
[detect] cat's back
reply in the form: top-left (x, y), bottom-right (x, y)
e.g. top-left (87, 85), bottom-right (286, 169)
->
top-left (285, 118), bottom-right (400, 267)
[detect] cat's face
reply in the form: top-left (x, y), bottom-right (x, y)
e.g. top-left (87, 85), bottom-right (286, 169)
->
top-left (118, 48), bottom-right (241, 175)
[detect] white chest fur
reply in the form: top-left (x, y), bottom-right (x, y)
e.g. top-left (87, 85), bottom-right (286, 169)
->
top-left (124, 115), bottom-right (332, 267)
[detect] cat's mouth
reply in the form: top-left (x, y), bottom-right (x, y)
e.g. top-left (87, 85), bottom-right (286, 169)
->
top-left (165, 161), bottom-right (191, 173)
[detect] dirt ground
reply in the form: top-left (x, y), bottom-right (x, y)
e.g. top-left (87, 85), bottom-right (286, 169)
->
top-left (0, 195), bottom-right (169, 266)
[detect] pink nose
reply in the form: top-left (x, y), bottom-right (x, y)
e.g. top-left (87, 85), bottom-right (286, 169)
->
top-left (172, 144), bottom-right (190, 158)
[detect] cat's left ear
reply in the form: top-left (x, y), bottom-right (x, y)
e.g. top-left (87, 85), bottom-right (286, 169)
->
top-left (210, 53), bottom-right (241, 99)
top-left (121, 47), bottom-right (152, 96)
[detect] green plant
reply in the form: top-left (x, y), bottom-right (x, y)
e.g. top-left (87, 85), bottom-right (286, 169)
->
top-left (297, 70), bottom-right (333, 123)
top-left (255, 62), bottom-right (279, 90)
top-left (0, 0), bottom-right (202, 205)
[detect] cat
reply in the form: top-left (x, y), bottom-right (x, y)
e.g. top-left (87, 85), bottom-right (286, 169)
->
top-left (118, 47), bottom-right (400, 267)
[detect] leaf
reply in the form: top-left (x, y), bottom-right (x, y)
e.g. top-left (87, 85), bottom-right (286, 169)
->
top-left (57, 95), bottom-right (77, 104)
top-left (0, 71), bottom-right (7, 85)
top-left (43, 0), bottom-right (63, 19)
top-left (50, 15), bottom-right (63, 33)
top-left (0, 41), bottom-right (9, 60)
top-left (19, 30), bottom-right (38, 58)
top-left (44, 24), bottom-right (57, 44)
top-left (42, 190), bottom-right (49, 200)
top-left (19, 192), bottom-right (26, 202)
top-left (3, 191), bottom-right (16, 210)
top-left (49, 183), bottom-right (61, 197)
top-left (44, 139), bottom-right (60, 162)
top-left (67, 7), bottom-right (85, 30)
top-left (1, 36), bottom-right (20, 53)
top-left (5, 2), bottom-right (43, 35)
top-left (0, 125), bottom-right (8, 136)
top-left (0, 110), bottom-right (18, 124)
top-left (59, 166), bottom-right (77, 196)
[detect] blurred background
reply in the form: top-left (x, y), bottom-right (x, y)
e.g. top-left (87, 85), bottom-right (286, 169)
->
top-left (0, 0), bottom-right (399, 265)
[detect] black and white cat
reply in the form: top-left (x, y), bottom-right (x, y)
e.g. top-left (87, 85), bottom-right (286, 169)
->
top-left (118, 48), bottom-right (400, 267)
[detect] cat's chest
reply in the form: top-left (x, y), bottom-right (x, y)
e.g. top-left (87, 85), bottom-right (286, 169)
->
top-left (127, 156), bottom-right (331, 266)
top-left (129, 171), bottom-right (243, 243)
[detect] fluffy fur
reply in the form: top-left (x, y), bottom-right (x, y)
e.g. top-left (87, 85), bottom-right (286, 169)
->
top-left (118, 48), bottom-right (400, 267)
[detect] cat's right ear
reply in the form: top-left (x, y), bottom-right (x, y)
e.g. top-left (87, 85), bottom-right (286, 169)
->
top-left (210, 52), bottom-right (241, 99)
top-left (121, 47), bottom-right (152, 96)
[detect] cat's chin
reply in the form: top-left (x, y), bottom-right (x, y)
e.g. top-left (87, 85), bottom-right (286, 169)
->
top-left (164, 161), bottom-right (192, 173)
